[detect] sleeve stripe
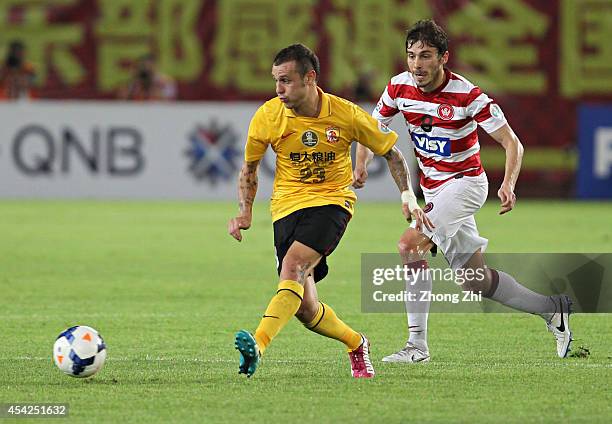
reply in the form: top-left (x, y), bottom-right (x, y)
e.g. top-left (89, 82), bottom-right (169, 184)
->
top-left (467, 93), bottom-right (492, 117)
top-left (372, 85), bottom-right (398, 123)
top-left (465, 87), bottom-right (483, 105)
top-left (381, 87), bottom-right (396, 107)
top-left (378, 103), bottom-right (398, 117)
top-left (473, 104), bottom-right (492, 123)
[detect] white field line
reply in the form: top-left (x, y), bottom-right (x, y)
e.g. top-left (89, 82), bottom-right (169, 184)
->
top-left (1, 356), bottom-right (310, 364)
top-left (2, 356), bottom-right (611, 368)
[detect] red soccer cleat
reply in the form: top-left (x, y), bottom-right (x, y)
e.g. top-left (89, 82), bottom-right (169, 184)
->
top-left (348, 335), bottom-right (375, 378)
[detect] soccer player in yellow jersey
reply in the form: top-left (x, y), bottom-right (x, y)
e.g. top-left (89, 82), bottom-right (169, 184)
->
top-left (228, 44), bottom-right (433, 378)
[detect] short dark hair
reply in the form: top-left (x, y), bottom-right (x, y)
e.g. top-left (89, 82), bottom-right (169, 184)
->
top-left (273, 43), bottom-right (320, 81)
top-left (405, 19), bottom-right (448, 55)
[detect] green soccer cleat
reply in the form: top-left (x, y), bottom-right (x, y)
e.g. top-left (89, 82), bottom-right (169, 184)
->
top-left (234, 330), bottom-right (260, 378)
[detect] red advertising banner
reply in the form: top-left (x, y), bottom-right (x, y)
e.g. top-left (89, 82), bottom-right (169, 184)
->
top-left (2, 0), bottom-right (611, 195)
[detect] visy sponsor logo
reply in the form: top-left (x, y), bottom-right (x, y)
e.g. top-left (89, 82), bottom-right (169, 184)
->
top-left (410, 133), bottom-right (451, 157)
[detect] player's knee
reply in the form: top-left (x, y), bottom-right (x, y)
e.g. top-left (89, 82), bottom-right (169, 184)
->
top-left (280, 254), bottom-right (312, 281)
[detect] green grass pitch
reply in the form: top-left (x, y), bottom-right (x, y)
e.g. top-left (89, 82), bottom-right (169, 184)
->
top-left (1, 200), bottom-right (611, 423)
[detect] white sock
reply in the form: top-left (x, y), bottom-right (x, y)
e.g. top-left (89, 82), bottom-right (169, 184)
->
top-left (405, 260), bottom-right (431, 349)
top-left (488, 269), bottom-right (555, 321)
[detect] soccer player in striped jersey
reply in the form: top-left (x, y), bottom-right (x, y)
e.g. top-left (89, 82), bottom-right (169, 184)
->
top-left (228, 44), bottom-right (433, 378)
top-left (354, 20), bottom-right (573, 363)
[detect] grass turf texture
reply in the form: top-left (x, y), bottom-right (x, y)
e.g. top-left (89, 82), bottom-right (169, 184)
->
top-left (1, 200), bottom-right (611, 423)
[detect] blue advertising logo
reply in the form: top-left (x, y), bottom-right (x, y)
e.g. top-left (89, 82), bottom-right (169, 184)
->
top-left (577, 105), bottom-right (612, 199)
top-left (410, 132), bottom-right (451, 157)
top-left (185, 121), bottom-right (241, 185)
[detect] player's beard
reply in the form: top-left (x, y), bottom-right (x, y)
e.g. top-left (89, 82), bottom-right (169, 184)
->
top-left (413, 71), bottom-right (429, 88)
top-left (414, 66), bottom-right (443, 92)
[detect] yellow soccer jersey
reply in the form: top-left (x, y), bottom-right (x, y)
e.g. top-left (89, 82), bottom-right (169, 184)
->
top-left (245, 87), bottom-right (398, 222)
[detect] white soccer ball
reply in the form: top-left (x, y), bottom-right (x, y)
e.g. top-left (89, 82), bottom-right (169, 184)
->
top-left (53, 325), bottom-right (107, 378)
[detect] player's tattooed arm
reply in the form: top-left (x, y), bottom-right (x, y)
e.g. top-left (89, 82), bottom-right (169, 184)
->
top-left (228, 160), bottom-right (260, 242)
top-left (238, 160), bottom-right (260, 216)
top-left (383, 146), bottom-right (435, 232)
top-left (382, 146), bottom-right (410, 192)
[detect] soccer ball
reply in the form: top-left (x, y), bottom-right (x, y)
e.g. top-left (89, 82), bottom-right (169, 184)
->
top-left (53, 325), bottom-right (107, 378)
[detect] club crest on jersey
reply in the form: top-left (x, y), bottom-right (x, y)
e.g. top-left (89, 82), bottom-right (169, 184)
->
top-left (411, 133), bottom-right (451, 157)
top-left (423, 202), bottom-right (434, 213)
top-left (325, 126), bottom-right (340, 143)
top-left (437, 104), bottom-right (454, 120)
top-left (301, 130), bottom-right (318, 147)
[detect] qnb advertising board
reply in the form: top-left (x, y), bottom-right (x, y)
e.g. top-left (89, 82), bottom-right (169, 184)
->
top-left (578, 105), bottom-right (612, 199)
top-left (0, 102), bottom-right (416, 200)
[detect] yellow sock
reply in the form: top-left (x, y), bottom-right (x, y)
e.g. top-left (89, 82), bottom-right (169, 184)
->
top-left (254, 280), bottom-right (304, 355)
top-left (304, 302), bottom-right (362, 351)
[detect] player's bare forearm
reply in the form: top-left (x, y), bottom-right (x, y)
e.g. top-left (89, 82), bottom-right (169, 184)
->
top-left (353, 144), bottom-right (376, 189)
top-left (238, 160), bottom-right (260, 216)
top-left (490, 124), bottom-right (523, 214)
top-left (228, 160), bottom-right (260, 242)
top-left (355, 143), bottom-right (375, 169)
top-left (382, 146), bottom-right (410, 192)
top-left (490, 124), bottom-right (523, 189)
top-left (504, 138), bottom-right (523, 189)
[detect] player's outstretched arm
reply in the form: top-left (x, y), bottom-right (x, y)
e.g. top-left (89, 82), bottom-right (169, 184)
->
top-left (352, 144), bottom-right (375, 189)
top-left (228, 160), bottom-right (260, 242)
top-left (382, 146), bottom-right (434, 232)
top-left (489, 124), bottom-right (524, 215)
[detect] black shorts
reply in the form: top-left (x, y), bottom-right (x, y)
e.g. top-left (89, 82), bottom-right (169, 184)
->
top-left (273, 204), bottom-right (351, 283)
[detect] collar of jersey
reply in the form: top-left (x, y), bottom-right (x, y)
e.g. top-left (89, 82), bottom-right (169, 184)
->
top-left (284, 86), bottom-right (331, 118)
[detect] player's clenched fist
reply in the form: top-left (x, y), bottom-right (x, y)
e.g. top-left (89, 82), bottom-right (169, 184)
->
top-left (497, 183), bottom-right (516, 215)
top-left (228, 215), bottom-right (252, 242)
top-left (352, 166), bottom-right (368, 189)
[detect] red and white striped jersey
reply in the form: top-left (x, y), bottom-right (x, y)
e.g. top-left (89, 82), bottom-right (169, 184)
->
top-left (373, 69), bottom-right (507, 192)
